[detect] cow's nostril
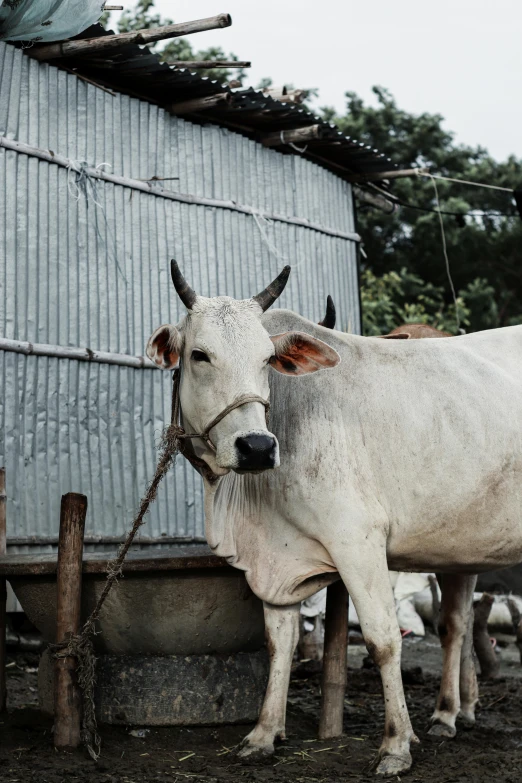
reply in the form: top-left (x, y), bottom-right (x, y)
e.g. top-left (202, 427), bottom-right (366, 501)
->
top-left (235, 434), bottom-right (277, 470)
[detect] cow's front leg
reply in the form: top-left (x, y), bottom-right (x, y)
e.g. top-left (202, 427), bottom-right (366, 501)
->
top-left (459, 607), bottom-right (479, 726)
top-left (333, 539), bottom-right (416, 777)
top-left (238, 601), bottom-right (300, 759)
top-left (429, 573), bottom-right (477, 737)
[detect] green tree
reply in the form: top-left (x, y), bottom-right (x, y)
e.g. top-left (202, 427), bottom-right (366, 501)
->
top-left (103, 0), bottom-right (247, 85)
top-left (322, 87), bottom-right (522, 333)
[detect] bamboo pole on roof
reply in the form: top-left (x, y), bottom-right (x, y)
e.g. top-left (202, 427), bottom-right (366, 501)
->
top-left (30, 13), bottom-right (232, 61)
top-left (167, 60), bottom-right (250, 68)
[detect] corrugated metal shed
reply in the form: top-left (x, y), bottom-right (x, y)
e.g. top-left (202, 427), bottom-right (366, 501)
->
top-left (0, 38), bottom-right (372, 551)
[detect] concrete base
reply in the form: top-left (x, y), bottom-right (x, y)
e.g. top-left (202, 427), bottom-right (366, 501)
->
top-left (39, 648), bottom-right (268, 726)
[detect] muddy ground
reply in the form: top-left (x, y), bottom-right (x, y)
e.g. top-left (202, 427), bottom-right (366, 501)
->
top-left (1, 634), bottom-right (521, 783)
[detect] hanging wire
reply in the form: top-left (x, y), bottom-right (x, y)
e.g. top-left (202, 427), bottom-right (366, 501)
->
top-left (425, 173), bottom-right (463, 333)
top-left (424, 172), bottom-right (513, 193)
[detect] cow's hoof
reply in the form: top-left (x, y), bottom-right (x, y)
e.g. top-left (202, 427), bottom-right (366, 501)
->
top-left (427, 721), bottom-right (456, 738)
top-left (237, 740), bottom-right (274, 764)
top-left (458, 711), bottom-right (476, 730)
top-left (375, 752), bottom-right (412, 777)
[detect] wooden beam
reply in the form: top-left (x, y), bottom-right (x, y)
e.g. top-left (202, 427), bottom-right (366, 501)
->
top-left (352, 185), bottom-right (396, 213)
top-left (54, 493), bottom-right (88, 750)
top-left (346, 167), bottom-right (428, 183)
top-left (507, 598), bottom-right (522, 665)
top-left (473, 593), bottom-right (499, 679)
top-left (168, 92), bottom-right (231, 114)
top-left (0, 468), bottom-right (6, 713)
top-left (30, 14), bottom-right (232, 61)
top-left (167, 61), bottom-right (250, 69)
top-left (260, 125), bottom-right (325, 147)
top-left (319, 580), bottom-right (348, 738)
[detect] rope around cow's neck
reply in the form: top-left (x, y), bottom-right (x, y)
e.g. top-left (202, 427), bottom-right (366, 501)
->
top-left (50, 366), bottom-right (270, 759)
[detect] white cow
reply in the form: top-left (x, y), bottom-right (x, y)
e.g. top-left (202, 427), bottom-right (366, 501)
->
top-left (147, 263), bottom-right (522, 776)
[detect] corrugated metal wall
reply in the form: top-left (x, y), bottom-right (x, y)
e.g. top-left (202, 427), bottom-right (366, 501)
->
top-left (0, 42), bottom-right (360, 551)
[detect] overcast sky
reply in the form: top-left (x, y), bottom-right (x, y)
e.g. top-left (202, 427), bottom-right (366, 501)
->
top-left (113, 1), bottom-right (521, 162)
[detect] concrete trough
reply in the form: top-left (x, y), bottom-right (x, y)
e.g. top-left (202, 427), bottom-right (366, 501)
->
top-left (1, 546), bottom-right (268, 725)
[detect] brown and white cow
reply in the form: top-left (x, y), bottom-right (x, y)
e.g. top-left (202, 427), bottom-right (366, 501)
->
top-left (148, 264), bottom-right (522, 776)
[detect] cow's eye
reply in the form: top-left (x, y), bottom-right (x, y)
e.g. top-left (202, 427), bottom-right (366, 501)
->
top-left (191, 350), bottom-right (210, 363)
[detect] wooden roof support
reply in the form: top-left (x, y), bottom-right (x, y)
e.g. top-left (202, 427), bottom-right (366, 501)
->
top-left (30, 13), bottom-right (232, 61)
top-left (168, 92), bottom-right (232, 114)
top-left (167, 60), bottom-right (250, 69)
top-left (261, 124), bottom-right (325, 147)
top-left (346, 167), bottom-right (428, 183)
top-left (353, 186), bottom-right (396, 214)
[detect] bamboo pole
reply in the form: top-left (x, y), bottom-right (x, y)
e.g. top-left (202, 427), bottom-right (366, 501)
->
top-left (346, 167), bottom-right (429, 183)
top-left (167, 60), bottom-right (250, 68)
top-left (261, 125), bottom-right (325, 147)
top-left (54, 493), bottom-right (88, 749)
top-left (319, 580), bottom-right (348, 738)
top-left (0, 336), bottom-right (156, 369)
top-left (473, 593), bottom-right (499, 679)
top-left (0, 468), bottom-right (6, 712)
top-left (168, 92), bottom-right (231, 114)
top-left (0, 137), bottom-right (361, 244)
top-left (352, 185), bottom-right (396, 213)
top-left (30, 14), bottom-right (232, 61)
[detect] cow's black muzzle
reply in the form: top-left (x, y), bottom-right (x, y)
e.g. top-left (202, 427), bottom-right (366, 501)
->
top-left (235, 433), bottom-right (277, 471)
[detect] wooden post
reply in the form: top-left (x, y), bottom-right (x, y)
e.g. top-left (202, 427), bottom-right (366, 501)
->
top-left (506, 598), bottom-right (522, 665)
top-left (473, 593), bottom-right (499, 679)
top-left (319, 580), bottom-right (349, 738)
top-left (0, 468), bottom-right (7, 712)
top-left (54, 493), bottom-right (88, 749)
top-left (428, 574), bottom-right (441, 636)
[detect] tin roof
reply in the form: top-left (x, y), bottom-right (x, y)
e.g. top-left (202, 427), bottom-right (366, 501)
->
top-left (28, 23), bottom-right (397, 181)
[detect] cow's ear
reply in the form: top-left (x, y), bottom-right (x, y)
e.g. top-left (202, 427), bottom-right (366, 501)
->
top-left (380, 332), bottom-right (410, 339)
top-left (269, 331), bottom-right (340, 375)
top-left (146, 325), bottom-right (181, 369)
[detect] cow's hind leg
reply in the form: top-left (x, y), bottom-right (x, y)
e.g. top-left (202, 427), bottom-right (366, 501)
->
top-left (238, 602), bottom-right (300, 759)
top-left (333, 538), bottom-right (417, 777)
top-left (429, 573), bottom-right (477, 737)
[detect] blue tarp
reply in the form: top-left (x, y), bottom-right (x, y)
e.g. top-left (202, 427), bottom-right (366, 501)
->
top-left (0, 0), bottom-right (103, 42)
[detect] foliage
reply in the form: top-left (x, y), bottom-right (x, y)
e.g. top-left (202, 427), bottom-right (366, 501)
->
top-left (103, 0), bottom-right (247, 85)
top-left (322, 87), bottom-right (522, 333)
top-left (360, 268), bottom-right (501, 336)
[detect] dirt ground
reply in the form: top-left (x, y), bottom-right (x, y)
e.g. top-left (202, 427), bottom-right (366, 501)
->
top-left (1, 634), bottom-right (521, 783)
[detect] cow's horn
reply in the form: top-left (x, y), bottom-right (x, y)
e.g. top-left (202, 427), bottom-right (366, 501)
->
top-left (171, 259), bottom-right (197, 310)
top-left (253, 265), bottom-right (291, 312)
top-left (319, 295), bottom-right (336, 329)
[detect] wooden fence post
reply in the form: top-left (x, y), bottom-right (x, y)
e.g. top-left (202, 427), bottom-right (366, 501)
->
top-left (54, 492), bottom-right (88, 749)
top-left (319, 580), bottom-right (349, 738)
top-left (473, 593), bottom-right (499, 679)
top-left (0, 467), bottom-right (6, 712)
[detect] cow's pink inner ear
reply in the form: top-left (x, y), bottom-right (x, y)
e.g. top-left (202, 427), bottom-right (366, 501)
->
top-left (269, 331), bottom-right (340, 376)
top-left (380, 332), bottom-right (411, 340)
top-left (146, 325), bottom-right (180, 369)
